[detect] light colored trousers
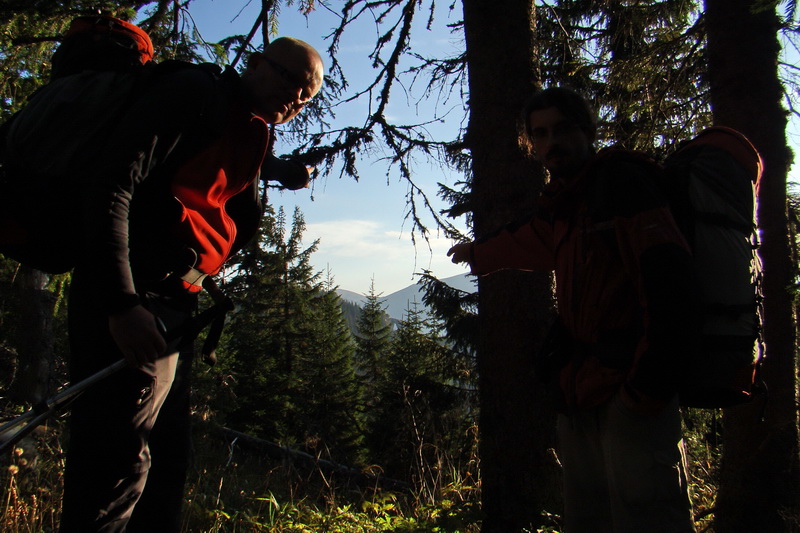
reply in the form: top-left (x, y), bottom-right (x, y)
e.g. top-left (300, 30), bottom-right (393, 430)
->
top-left (557, 393), bottom-right (695, 533)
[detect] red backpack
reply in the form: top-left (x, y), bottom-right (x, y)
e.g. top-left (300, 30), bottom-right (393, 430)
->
top-left (51, 14), bottom-right (154, 79)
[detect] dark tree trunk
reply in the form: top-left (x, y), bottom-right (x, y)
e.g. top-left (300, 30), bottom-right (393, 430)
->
top-left (461, 2), bottom-right (561, 531)
top-left (705, 1), bottom-right (800, 531)
top-left (8, 266), bottom-right (56, 404)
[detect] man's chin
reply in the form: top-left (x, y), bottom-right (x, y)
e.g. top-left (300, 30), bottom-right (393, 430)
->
top-left (546, 165), bottom-right (579, 183)
top-left (253, 110), bottom-right (284, 124)
top-left (254, 108), bottom-right (298, 124)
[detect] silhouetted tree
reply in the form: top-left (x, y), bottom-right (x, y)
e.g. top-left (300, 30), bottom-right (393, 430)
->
top-left (705, 1), bottom-right (800, 530)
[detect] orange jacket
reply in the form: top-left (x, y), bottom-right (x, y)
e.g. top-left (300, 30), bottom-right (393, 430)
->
top-left (470, 151), bottom-right (698, 407)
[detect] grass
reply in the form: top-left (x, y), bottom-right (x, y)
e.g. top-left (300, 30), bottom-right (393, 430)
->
top-left (0, 419), bottom-right (483, 533)
top-left (683, 407), bottom-right (724, 533)
top-left (0, 423), bottom-right (64, 533)
top-left (0, 408), bottom-right (727, 533)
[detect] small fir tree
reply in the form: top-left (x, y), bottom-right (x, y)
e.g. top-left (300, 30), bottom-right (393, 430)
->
top-left (353, 281), bottom-right (393, 418)
top-left (217, 207), bottom-right (321, 442)
top-left (292, 275), bottom-right (366, 465)
top-left (368, 301), bottom-right (474, 492)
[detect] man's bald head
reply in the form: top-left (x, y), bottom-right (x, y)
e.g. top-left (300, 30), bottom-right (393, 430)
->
top-left (242, 37), bottom-right (324, 124)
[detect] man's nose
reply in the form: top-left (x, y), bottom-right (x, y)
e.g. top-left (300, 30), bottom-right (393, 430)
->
top-left (281, 85), bottom-right (304, 106)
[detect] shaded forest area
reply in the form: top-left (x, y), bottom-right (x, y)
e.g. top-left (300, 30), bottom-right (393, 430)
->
top-left (1, 1), bottom-right (800, 532)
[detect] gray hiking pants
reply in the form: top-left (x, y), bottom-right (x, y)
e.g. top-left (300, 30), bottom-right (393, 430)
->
top-left (557, 393), bottom-right (695, 533)
top-left (59, 272), bottom-right (195, 533)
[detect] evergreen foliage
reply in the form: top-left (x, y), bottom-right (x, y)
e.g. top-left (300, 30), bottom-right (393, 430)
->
top-left (0, 2), bottom-right (796, 530)
top-left (367, 302), bottom-right (476, 492)
top-left (418, 271), bottom-right (478, 358)
top-left (352, 281), bottom-right (394, 453)
top-left (337, 297), bottom-right (363, 333)
top-left (535, 0), bottom-right (709, 153)
top-left (353, 282), bottom-right (393, 391)
top-left (291, 277), bottom-right (366, 465)
top-left (211, 207), bottom-right (298, 440)
top-left (211, 207), bottom-right (365, 464)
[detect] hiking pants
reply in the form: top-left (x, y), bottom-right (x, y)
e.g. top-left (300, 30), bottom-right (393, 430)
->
top-left (556, 393), bottom-right (695, 533)
top-left (59, 273), bottom-right (195, 533)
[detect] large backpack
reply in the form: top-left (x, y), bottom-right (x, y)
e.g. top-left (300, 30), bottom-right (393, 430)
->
top-left (0, 15), bottom-right (156, 273)
top-left (661, 126), bottom-right (764, 408)
top-left (50, 14), bottom-right (155, 80)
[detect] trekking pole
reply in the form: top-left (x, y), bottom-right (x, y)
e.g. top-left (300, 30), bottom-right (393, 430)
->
top-left (0, 359), bottom-right (127, 455)
top-left (0, 300), bottom-right (231, 455)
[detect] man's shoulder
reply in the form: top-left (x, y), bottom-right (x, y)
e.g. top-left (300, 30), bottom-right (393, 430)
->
top-left (132, 62), bottom-right (235, 129)
top-left (145, 61), bottom-right (224, 97)
top-left (592, 147), bottom-right (659, 175)
top-left (589, 148), bottom-right (666, 215)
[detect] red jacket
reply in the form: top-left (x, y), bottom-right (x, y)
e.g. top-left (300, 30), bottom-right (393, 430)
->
top-left (470, 151), bottom-right (697, 408)
top-left (170, 112), bottom-right (270, 280)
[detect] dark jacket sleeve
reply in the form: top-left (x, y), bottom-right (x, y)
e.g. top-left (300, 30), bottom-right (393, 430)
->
top-left (227, 176), bottom-right (264, 258)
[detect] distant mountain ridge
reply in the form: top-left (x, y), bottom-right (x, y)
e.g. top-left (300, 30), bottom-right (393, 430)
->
top-left (336, 273), bottom-right (475, 320)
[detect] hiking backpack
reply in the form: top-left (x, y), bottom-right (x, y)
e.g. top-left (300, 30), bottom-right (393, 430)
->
top-left (50, 14), bottom-right (155, 80)
top-left (0, 15), bottom-right (156, 273)
top-left (661, 126), bottom-right (764, 408)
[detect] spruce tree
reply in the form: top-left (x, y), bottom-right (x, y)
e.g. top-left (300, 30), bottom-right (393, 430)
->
top-left (292, 277), bottom-right (365, 465)
top-left (536, 0), bottom-right (707, 152)
top-left (215, 207), bottom-right (367, 465)
top-left (353, 281), bottom-right (393, 417)
top-left (218, 207), bottom-right (320, 442)
top-left (368, 302), bottom-right (473, 491)
top-left (705, 1), bottom-right (800, 529)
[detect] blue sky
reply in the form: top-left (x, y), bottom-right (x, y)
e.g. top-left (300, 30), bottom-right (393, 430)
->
top-left (184, 0), bottom-right (470, 295)
top-left (182, 0), bottom-right (800, 294)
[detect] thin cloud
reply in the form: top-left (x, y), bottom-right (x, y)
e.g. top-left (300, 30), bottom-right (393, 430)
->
top-left (305, 219), bottom-right (466, 293)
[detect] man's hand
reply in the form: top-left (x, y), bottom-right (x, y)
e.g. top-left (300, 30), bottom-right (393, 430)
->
top-left (264, 155), bottom-right (312, 190)
top-left (109, 305), bottom-right (167, 368)
top-left (447, 242), bottom-right (473, 265)
top-left (619, 383), bottom-right (668, 417)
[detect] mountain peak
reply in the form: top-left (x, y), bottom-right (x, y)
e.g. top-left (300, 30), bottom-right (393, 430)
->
top-left (336, 273), bottom-right (475, 319)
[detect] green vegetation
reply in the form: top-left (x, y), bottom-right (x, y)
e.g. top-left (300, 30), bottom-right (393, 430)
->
top-left (0, 410), bottom-right (735, 532)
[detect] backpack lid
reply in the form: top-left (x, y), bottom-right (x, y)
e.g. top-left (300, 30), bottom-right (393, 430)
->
top-left (683, 126), bottom-right (764, 187)
top-left (65, 15), bottom-right (154, 64)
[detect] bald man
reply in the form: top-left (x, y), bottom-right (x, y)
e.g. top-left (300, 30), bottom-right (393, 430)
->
top-left (59, 37), bottom-right (324, 533)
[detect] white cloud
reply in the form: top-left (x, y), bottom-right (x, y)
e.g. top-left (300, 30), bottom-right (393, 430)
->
top-left (305, 219), bottom-right (467, 294)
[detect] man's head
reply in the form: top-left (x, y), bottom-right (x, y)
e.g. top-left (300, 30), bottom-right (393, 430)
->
top-left (242, 37), bottom-right (324, 124)
top-left (523, 87), bottom-right (597, 181)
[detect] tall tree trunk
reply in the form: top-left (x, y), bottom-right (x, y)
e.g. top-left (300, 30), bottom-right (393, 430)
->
top-left (705, 1), bottom-right (800, 531)
top-left (8, 266), bottom-right (55, 404)
top-left (461, 2), bottom-right (561, 531)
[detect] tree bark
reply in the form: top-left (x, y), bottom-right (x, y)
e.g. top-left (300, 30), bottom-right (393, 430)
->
top-left (461, 2), bottom-right (561, 531)
top-left (704, 1), bottom-right (800, 531)
top-left (8, 266), bottom-right (55, 404)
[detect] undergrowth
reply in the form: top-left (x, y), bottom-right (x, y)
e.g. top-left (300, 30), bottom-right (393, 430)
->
top-left (0, 418), bottom-right (483, 533)
top-left (0, 409), bottom-right (724, 533)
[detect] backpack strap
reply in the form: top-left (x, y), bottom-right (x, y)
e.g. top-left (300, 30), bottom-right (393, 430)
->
top-left (585, 147), bottom-right (664, 222)
top-left (693, 210), bottom-right (754, 235)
